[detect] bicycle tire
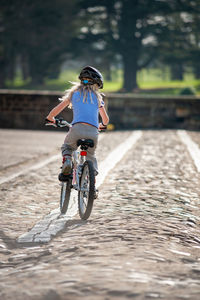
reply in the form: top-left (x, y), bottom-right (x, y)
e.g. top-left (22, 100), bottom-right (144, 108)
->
top-left (60, 179), bottom-right (72, 214)
top-left (78, 160), bottom-right (95, 220)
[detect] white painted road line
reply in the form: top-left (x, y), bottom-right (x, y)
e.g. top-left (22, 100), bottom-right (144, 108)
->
top-left (0, 154), bottom-right (60, 185)
top-left (0, 154), bottom-right (61, 184)
top-left (96, 131), bottom-right (142, 188)
top-left (18, 131), bottom-right (142, 243)
top-left (18, 191), bottom-right (78, 243)
top-left (177, 130), bottom-right (200, 173)
top-left (0, 136), bottom-right (104, 186)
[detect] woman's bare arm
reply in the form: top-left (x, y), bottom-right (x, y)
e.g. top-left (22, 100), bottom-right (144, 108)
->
top-left (99, 106), bottom-right (109, 125)
top-left (46, 99), bottom-right (70, 122)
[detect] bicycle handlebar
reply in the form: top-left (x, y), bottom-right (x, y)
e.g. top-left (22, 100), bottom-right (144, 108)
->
top-left (45, 118), bottom-right (72, 128)
top-left (45, 118), bottom-right (107, 131)
top-left (98, 123), bottom-right (107, 131)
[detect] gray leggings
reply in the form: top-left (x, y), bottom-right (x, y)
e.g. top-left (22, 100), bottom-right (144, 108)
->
top-left (61, 123), bottom-right (99, 173)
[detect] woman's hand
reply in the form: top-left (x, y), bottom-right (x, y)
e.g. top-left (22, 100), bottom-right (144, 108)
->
top-left (45, 116), bottom-right (56, 123)
top-left (98, 122), bottom-right (107, 131)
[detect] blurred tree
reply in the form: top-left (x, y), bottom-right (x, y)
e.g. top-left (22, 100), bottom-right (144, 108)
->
top-left (0, 0), bottom-right (17, 87)
top-left (79, 0), bottom-right (199, 91)
top-left (1, 0), bottom-right (199, 90)
top-left (70, 0), bottom-right (118, 81)
top-left (188, 9), bottom-right (200, 79)
top-left (0, 0), bottom-right (78, 87)
top-left (155, 13), bottom-right (192, 80)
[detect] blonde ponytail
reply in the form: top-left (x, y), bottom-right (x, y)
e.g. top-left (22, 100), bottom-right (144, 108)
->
top-left (59, 82), bottom-right (102, 108)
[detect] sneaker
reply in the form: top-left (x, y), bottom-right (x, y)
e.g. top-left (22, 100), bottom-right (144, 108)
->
top-left (94, 188), bottom-right (99, 199)
top-left (62, 157), bottom-right (72, 175)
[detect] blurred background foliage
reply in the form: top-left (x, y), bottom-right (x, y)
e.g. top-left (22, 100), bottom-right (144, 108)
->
top-left (0, 0), bottom-right (200, 95)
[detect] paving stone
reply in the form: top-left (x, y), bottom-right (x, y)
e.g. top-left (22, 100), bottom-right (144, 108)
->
top-left (1, 130), bottom-right (200, 300)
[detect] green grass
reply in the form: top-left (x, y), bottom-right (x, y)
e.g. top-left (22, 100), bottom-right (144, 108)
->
top-left (5, 68), bottom-right (200, 95)
top-left (104, 68), bottom-right (200, 95)
top-left (103, 81), bottom-right (122, 92)
top-left (137, 68), bottom-right (200, 95)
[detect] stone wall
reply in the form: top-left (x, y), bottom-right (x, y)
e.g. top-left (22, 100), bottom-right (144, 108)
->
top-left (0, 89), bottom-right (72, 130)
top-left (0, 89), bottom-right (200, 130)
top-left (107, 93), bottom-right (200, 130)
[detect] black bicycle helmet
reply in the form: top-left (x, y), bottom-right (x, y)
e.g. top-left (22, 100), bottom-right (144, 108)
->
top-left (79, 66), bottom-right (103, 89)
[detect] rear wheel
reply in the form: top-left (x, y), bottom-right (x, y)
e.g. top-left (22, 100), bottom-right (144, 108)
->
top-left (60, 179), bottom-right (72, 214)
top-left (78, 160), bottom-right (95, 220)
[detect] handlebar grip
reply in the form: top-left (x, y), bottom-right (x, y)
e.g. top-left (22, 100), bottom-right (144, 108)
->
top-left (45, 118), bottom-right (54, 123)
top-left (45, 117), bottom-right (71, 128)
top-left (45, 118), bottom-right (57, 127)
top-left (100, 123), bottom-right (107, 128)
top-left (99, 125), bottom-right (107, 131)
top-left (55, 118), bottom-right (60, 126)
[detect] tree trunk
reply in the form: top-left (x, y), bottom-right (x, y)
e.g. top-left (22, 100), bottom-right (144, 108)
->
top-left (0, 61), bottom-right (6, 88)
top-left (29, 59), bottom-right (45, 86)
top-left (6, 57), bottom-right (15, 82)
top-left (31, 75), bottom-right (44, 86)
top-left (0, 72), bottom-right (6, 88)
top-left (171, 63), bottom-right (184, 81)
top-left (194, 63), bottom-right (200, 79)
top-left (104, 58), bottom-right (112, 81)
top-left (21, 54), bottom-right (30, 81)
top-left (122, 52), bottom-right (138, 92)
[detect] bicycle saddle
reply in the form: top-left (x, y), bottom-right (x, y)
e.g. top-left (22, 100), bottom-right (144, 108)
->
top-left (77, 139), bottom-right (94, 149)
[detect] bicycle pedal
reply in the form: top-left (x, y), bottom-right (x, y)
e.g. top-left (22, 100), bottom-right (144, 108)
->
top-left (94, 189), bottom-right (99, 199)
top-left (58, 173), bottom-right (72, 182)
top-left (73, 184), bottom-right (79, 190)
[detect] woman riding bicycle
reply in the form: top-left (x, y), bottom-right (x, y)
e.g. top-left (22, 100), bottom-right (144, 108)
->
top-left (46, 66), bottom-right (109, 176)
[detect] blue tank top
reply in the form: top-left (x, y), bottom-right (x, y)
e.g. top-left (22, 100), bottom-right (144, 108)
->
top-left (71, 90), bottom-right (104, 128)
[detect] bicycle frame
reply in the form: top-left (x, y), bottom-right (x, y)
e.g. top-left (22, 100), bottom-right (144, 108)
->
top-left (72, 149), bottom-right (87, 191)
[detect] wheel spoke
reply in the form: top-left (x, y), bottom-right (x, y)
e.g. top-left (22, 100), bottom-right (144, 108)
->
top-left (78, 161), bottom-right (95, 220)
top-left (60, 180), bottom-right (71, 214)
top-left (61, 183), bottom-right (66, 206)
top-left (79, 165), bottom-right (90, 214)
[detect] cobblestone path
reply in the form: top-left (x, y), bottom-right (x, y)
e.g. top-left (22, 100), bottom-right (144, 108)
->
top-left (0, 130), bottom-right (200, 300)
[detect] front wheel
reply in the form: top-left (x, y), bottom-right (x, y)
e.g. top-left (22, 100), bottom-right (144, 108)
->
top-left (78, 160), bottom-right (95, 220)
top-left (60, 179), bottom-right (72, 214)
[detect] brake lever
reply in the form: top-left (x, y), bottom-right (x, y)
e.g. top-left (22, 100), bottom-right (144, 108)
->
top-left (99, 125), bottom-right (107, 132)
top-left (45, 118), bottom-right (57, 127)
top-left (45, 118), bottom-right (71, 128)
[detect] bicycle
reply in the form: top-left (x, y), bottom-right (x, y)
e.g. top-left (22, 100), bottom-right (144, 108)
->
top-left (45, 118), bottom-right (106, 220)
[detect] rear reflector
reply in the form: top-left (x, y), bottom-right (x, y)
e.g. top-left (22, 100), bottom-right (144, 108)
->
top-left (80, 151), bottom-right (87, 156)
